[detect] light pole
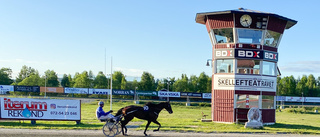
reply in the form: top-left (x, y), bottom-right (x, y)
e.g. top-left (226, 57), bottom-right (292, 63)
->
top-left (167, 77), bottom-right (170, 101)
top-left (44, 75), bottom-right (47, 98)
top-left (134, 87), bottom-right (138, 104)
top-left (134, 87), bottom-right (138, 101)
top-left (110, 57), bottom-right (113, 110)
top-left (302, 92), bottom-right (304, 106)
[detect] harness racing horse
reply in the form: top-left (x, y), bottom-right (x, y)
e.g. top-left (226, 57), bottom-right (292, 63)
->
top-left (115, 101), bottom-right (173, 136)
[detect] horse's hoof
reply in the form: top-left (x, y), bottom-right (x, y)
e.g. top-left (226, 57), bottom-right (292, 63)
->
top-left (144, 133), bottom-right (148, 136)
top-left (153, 129), bottom-right (159, 132)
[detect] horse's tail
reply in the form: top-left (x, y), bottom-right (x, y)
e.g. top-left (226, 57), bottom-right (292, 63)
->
top-left (115, 107), bottom-right (124, 116)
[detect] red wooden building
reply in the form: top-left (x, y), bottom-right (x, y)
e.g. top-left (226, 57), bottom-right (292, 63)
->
top-left (195, 8), bottom-right (297, 124)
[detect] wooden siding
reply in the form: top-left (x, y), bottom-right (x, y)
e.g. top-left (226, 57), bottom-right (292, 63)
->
top-left (267, 16), bottom-right (287, 34)
top-left (234, 108), bottom-right (275, 123)
top-left (261, 109), bottom-right (275, 123)
top-left (234, 108), bottom-right (249, 122)
top-left (235, 90), bottom-right (260, 95)
top-left (263, 46), bottom-right (278, 52)
top-left (205, 13), bottom-right (234, 32)
top-left (214, 44), bottom-right (236, 49)
top-left (235, 44), bottom-right (263, 50)
top-left (235, 90), bottom-right (276, 96)
top-left (213, 90), bottom-right (234, 123)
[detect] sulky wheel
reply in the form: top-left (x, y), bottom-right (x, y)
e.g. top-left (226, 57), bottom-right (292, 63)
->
top-left (102, 122), bottom-right (119, 137)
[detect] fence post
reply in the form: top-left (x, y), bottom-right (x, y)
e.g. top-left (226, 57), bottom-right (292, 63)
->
top-left (31, 120), bottom-right (36, 125)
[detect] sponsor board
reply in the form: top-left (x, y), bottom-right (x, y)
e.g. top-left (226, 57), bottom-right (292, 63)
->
top-left (235, 49), bottom-right (263, 59)
top-left (64, 88), bottom-right (88, 94)
top-left (136, 91), bottom-right (158, 96)
top-left (214, 49), bottom-right (234, 59)
top-left (89, 88), bottom-right (110, 95)
top-left (0, 85), bottom-right (14, 94)
top-left (40, 87), bottom-right (64, 93)
top-left (285, 96), bottom-right (304, 102)
top-left (112, 90), bottom-right (134, 95)
top-left (0, 97), bottom-right (80, 120)
top-left (202, 93), bottom-right (212, 99)
top-left (305, 97), bottom-right (320, 103)
top-left (276, 96), bottom-right (286, 101)
top-left (180, 92), bottom-right (202, 98)
top-left (264, 51), bottom-right (278, 61)
top-left (158, 91), bottom-right (180, 98)
top-left (214, 75), bottom-right (276, 92)
top-left (14, 86), bottom-right (40, 92)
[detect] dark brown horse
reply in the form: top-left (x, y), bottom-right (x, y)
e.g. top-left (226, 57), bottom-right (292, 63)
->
top-left (115, 101), bottom-right (173, 136)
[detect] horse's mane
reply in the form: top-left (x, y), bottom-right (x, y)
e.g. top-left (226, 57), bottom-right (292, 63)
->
top-left (145, 102), bottom-right (157, 107)
top-left (145, 101), bottom-right (169, 108)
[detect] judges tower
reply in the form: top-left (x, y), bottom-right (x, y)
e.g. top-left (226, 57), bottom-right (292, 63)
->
top-left (195, 8), bottom-right (297, 124)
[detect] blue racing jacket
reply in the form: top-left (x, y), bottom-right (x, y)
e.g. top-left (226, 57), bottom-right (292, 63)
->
top-left (96, 107), bottom-right (111, 119)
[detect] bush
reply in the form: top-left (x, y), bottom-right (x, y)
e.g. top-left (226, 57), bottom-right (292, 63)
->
top-left (284, 107), bottom-right (307, 114)
top-left (9, 91), bottom-right (40, 96)
top-left (73, 94), bottom-right (89, 98)
top-left (312, 106), bottom-right (320, 112)
top-left (199, 102), bottom-right (211, 107)
top-left (88, 94), bottom-right (109, 99)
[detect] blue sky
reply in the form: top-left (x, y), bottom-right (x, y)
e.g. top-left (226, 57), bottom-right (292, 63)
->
top-left (0, 1), bottom-right (319, 80)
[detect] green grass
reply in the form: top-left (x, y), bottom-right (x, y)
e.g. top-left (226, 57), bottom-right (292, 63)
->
top-left (1, 99), bottom-right (320, 134)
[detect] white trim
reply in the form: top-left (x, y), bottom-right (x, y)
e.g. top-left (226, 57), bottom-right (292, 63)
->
top-left (263, 122), bottom-right (275, 125)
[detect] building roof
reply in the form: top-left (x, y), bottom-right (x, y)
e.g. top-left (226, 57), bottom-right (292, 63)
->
top-left (195, 8), bottom-right (297, 29)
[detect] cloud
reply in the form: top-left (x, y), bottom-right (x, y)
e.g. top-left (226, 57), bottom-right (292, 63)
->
top-left (0, 59), bottom-right (40, 64)
top-left (114, 67), bottom-right (145, 77)
top-left (279, 61), bottom-right (320, 73)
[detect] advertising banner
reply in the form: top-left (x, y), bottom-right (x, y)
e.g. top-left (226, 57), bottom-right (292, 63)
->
top-left (285, 96), bottom-right (304, 102)
top-left (136, 91), bottom-right (158, 96)
top-left (180, 92), bottom-right (202, 98)
top-left (64, 88), bottom-right (88, 94)
top-left (0, 97), bottom-right (80, 120)
top-left (112, 90), bottom-right (134, 95)
top-left (264, 51), bottom-right (278, 62)
top-left (276, 96), bottom-right (286, 101)
top-left (305, 97), bottom-right (320, 103)
top-left (202, 93), bottom-right (212, 99)
top-left (14, 86), bottom-right (40, 92)
top-left (214, 49), bottom-right (234, 59)
top-left (158, 91), bottom-right (180, 98)
top-left (0, 85), bottom-right (14, 94)
top-left (235, 49), bottom-right (263, 59)
top-left (40, 87), bottom-right (64, 93)
top-left (214, 75), bottom-right (276, 92)
top-left (89, 88), bottom-right (110, 95)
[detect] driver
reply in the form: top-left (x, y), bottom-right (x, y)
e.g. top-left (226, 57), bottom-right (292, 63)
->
top-left (96, 101), bottom-right (117, 121)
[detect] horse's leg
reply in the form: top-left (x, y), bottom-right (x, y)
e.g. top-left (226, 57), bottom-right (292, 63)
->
top-left (144, 120), bottom-right (151, 136)
top-left (120, 120), bottom-right (127, 136)
top-left (121, 116), bottom-right (133, 136)
top-left (152, 120), bottom-right (161, 132)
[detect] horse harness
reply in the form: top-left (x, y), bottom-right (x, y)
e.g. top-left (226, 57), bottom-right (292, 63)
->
top-left (123, 105), bottom-right (162, 116)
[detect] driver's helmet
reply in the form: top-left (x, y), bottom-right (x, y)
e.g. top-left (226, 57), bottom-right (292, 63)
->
top-left (98, 101), bottom-right (104, 106)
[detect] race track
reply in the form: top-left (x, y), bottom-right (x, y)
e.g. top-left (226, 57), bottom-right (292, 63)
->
top-left (0, 128), bottom-right (319, 137)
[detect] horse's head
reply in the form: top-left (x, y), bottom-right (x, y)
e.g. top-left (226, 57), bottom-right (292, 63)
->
top-left (163, 101), bottom-right (173, 114)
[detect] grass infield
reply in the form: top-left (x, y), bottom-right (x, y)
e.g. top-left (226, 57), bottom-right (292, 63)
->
top-left (0, 99), bottom-right (320, 134)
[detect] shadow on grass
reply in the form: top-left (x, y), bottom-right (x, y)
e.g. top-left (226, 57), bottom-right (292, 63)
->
top-left (269, 123), bottom-right (320, 134)
top-left (0, 121), bottom-right (103, 129)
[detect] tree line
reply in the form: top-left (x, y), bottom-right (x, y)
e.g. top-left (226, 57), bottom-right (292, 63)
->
top-left (277, 75), bottom-right (320, 97)
top-left (0, 65), bottom-right (212, 93)
top-left (2, 66), bottom-right (320, 96)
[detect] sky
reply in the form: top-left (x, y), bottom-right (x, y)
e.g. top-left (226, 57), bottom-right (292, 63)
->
top-left (1, 0), bottom-right (320, 81)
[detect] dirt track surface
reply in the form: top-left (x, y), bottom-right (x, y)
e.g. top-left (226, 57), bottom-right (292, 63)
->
top-left (0, 128), bottom-right (319, 137)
